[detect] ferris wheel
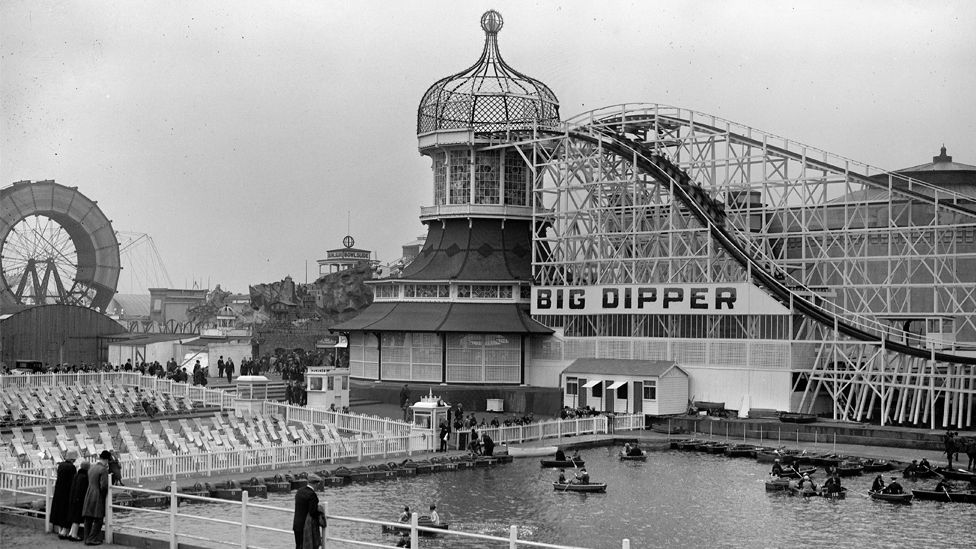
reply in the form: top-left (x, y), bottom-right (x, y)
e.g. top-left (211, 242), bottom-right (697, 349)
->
top-left (0, 180), bottom-right (120, 310)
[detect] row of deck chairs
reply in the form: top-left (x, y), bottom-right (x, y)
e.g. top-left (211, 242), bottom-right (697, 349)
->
top-left (0, 384), bottom-right (209, 427)
top-left (2, 410), bottom-right (356, 473)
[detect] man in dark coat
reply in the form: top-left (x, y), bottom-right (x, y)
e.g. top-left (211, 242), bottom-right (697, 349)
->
top-left (292, 478), bottom-right (320, 549)
top-left (82, 450), bottom-right (111, 545)
top-left (52, 450), bottom-right (78, 538)
top-left (399, 384), bottom-right (410, 421)
top-left (67, 460), bottom-right (90, 541)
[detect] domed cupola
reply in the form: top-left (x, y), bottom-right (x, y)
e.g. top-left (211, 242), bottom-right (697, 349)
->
top-left (417, 10), bottom-right (560, 136)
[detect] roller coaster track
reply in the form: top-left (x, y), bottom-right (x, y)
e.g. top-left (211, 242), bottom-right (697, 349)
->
top-left (556, 123), bottom-right (976, 366)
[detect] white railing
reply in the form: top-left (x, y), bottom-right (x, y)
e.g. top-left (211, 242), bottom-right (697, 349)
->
top-left (453, 413), bottom-right (644, 449)
top-left (1, 472), bottom-right (633, 549)
top-left (261, 400), bottom-right (413, 437)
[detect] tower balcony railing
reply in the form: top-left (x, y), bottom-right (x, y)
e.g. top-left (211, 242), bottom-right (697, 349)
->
top-left (419, 203), bottom-right (541, 221)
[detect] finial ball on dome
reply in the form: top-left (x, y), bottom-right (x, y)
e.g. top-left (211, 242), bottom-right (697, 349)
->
top-left (481, 10), bottom-right (503, 34)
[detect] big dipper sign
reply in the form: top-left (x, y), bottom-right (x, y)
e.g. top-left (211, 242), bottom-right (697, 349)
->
top-left (531, 283), bottom-right (789, 316)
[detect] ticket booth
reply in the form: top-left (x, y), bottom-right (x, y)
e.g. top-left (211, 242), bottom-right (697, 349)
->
top-left (409, 390), bottom-right (450, 430)
top-left (234, 375), bottom-right (270, 416)
top-left (305, 367), bottom-right (350, 411)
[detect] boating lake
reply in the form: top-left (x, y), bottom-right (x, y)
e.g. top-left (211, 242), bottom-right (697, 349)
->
top-left (114, 446), bottom-right (976, 548)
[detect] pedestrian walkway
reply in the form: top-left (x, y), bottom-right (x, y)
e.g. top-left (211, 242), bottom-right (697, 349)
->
top-left (0, 523), bottom-right (128, 549)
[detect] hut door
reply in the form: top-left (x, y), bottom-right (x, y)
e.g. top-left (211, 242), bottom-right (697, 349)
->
top-left (633, 382), bottom-right (642, 414)
top-left (578, 378), bottom-right (587, 408)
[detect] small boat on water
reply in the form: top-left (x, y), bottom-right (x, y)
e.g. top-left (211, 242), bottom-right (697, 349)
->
top-left (553, 482), bottom-right (607, 493)
top-left (869, 490), bottom-right (912, 504)
top-left (381, 517), bottom-right (449, 537)
top-left (207, 481), bottom-right (243, 501)
top-left (775, 466), bottom-right (817, 479)
top-left (619, 451), bottom-right (647, 461)
top-left (779, 412), bottom-right (817, 423)
top-left (861, 459), bottom-right (892, 473)
top-left (540, 457), bottom-right (585, 468)
top-left (239, 478), bottom-right (268, 498)
top-left (724, 444), bottom-right (758, 458)
top-left (506, 445), bottom-right (557, 458)
top-left (834, 464), bottom-right (864, 477)
top-left (765, 478), bottom-right (791, 492)
top-left (650, 424), bottom-right (684, 435)
top-left (262, 476), bottom-right (292, 493)
top-left (933, 467), bottom-right (976, 482)
top-left (910, 489), bottom-right (976, 503)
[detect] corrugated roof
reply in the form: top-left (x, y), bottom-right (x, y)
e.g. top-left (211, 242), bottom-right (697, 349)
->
top-left (561, 358), bottom-right (686, 378)
top-left (332, 302), bottom-right (552, 334)
top-left (109, 294), bottom-right (151, 318)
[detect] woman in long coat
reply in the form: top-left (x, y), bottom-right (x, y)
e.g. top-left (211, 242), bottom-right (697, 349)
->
top-left (67, 460), bottom-right (90, 541)
top-left (51, 451), bottom-right (77, 538)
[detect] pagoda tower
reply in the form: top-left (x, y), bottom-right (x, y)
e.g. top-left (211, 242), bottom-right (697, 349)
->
top-left (337, 11), bottom-right (556, 385)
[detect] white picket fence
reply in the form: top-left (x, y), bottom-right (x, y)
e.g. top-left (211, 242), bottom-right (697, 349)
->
top-left (1, 373), bottom-right (645, 489)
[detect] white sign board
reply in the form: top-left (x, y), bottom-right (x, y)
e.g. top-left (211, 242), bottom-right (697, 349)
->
top-left (531, 283), bottom-right (789, 316)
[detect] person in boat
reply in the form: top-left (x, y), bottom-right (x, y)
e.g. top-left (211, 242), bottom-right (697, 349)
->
top-left (919, 458), bottom-right (931, 472)
top-left (871, 474), bottom-right (885, 492)
top-left (628, 444), bottom-right (643, 457)
top-left (823, 473), bottom-right (842, 495)
top-left (882, 477), bottom-right (904, 495)
top-left (904, 460), bottom-right (918, 480)
top-left (481, 432), bottom-right (495, 457)
top-left (557, 469), bottom-right (566, 484)
top-left (574, 468), bottom-right (590, 485)
top-left (428, 504), bottom-right (440, 525)
top-left (800, 475), bottom-right (816, 495)
top-left (771, 459), bottom-right (784, 477)
top-left (555, 448), bottom-right (567, 461)
top-left (623, 443), bottom-right (632, 455)
top-left (399, 506), bottom-right (410, 523)
top-left (934, 478), bottom-right (952, 493)
top-left (571, 450), bottom-right (582, 462)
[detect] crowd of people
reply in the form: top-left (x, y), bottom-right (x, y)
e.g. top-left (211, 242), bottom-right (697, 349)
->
top-left (559, 406), bottom-right (604, 419)
top-left (49, 449), bottom-right (122, 545)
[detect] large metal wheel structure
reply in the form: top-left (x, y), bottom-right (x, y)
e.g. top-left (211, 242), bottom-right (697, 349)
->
top-left (0, 180), bottom-right (120, 311)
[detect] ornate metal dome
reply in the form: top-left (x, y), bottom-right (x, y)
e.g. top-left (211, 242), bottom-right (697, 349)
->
top-left (417, 10), bottom-right (560, 135)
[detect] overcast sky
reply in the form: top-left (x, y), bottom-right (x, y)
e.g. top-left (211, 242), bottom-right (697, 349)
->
top-left (2, 1), bottom-right (974, 294)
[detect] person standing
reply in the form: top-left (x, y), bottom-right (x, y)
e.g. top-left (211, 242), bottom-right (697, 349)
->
top-left (82, 451), bottom-right (111, 545)
top-left (217, 356), bottom-right (225, 380)
top-left (67, 460), bottom-right (90, 541)
top-left (428, 504), bottom-right (439, 525)
top-left (292, 478), bottom-right (320, 549)
top-left (438, 421), bottom-right (449, 452)
top-left (399, 384), bottom-right (410, 421)
top-left (52, 450), bottom-right (78, 539)
top-left (226, 358), bottom-right (235, 383)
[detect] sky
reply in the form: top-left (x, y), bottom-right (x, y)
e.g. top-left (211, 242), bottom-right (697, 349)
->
top-left (2, 0), bottom-right (975, 294)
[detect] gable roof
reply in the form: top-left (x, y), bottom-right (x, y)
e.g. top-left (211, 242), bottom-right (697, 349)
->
top-left (561, 358), bottom-right (686, 378)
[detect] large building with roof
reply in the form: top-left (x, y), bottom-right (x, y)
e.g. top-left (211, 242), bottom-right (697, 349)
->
top-left (336, 10), bottom-right (976, 427)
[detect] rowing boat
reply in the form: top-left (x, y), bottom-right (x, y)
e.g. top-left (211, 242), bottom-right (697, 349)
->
top-left (553, 482), bottom-right (607, 493)
top-left (619, 451), bottom-right (647, 461)
top-left (764, 478), bottom-right (791, 492)
top-left (775, 466), bottom-right (817, 479)
top-left (506, 445), bottom-right (557, 458)
top-left (540, 458), bottom-right (585, 468)
top-left (933, 467), bottom-right (976, 482)
top-left (860, 459), bottom-right (892, 473)
top-left (381, 518), bottom-right (449, 537)
top-left (869, 490), bottom-right (912, 504)
top-left (910, 489), bottom-right (976, 504)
